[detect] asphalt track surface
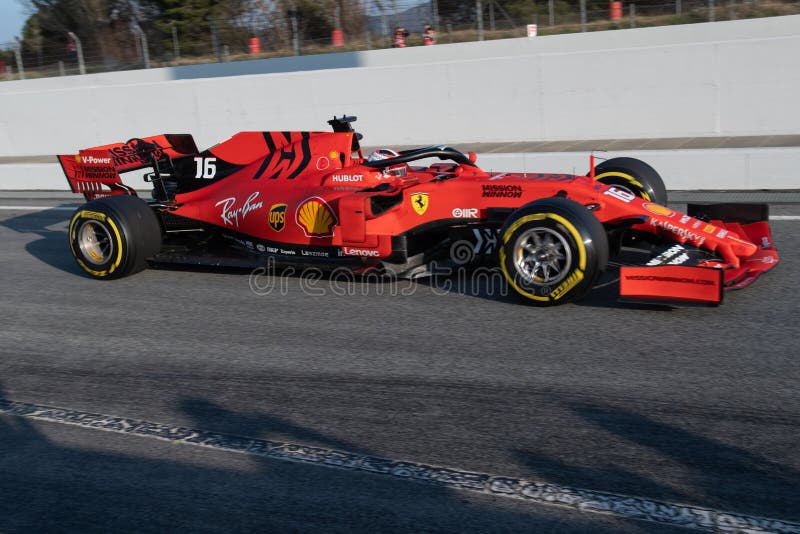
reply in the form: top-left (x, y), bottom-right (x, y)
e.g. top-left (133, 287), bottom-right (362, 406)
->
top-left (1, 198), bottom-right (799, 533)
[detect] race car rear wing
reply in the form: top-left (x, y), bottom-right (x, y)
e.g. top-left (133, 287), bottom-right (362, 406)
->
top-left (58, 134), bottom-right (199, 200)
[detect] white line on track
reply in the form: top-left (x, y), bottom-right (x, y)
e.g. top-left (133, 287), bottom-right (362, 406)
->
top-left (1, 399), bottom-right (799, 534)
top-left (0, 205), bottom-right (799, 220)
top-left (0, 205), bottom-right (76, 211)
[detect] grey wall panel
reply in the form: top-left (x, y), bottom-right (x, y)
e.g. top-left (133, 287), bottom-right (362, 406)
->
top-left (0, 16), bottom-right (798, 163)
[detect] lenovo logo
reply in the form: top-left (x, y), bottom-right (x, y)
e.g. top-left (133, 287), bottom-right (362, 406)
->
top-left (342, 247), bottom-right (381, 257)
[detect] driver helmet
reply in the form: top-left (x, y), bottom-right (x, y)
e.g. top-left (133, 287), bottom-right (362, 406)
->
top-left (366, 148), bottom-right (407, 177)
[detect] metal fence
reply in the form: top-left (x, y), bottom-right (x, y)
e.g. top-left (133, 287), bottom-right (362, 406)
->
top-left (1, 0), bottom-right (797, 81)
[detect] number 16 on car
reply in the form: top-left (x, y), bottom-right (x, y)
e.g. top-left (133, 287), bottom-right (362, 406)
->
top-left (194, 157), bottom-right (217, 179)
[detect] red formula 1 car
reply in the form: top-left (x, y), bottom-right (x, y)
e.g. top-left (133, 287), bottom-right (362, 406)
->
top-left (58, 116), bottom-right (778, 306)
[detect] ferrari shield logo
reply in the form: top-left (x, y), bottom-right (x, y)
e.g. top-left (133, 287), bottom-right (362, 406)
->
top-left (411, 192), bottom-right (429, 215)
top-left (268, 203), bottom-right (287, 232)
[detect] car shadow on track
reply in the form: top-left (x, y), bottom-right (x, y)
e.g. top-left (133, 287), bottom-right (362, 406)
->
top-left (511, 401), bottom-right (800, 524)
top-left (575, 271), bottom-right (677, 311)
top-left (416, 266), bottom-right (675, 310)
top-left (0, 382), bottom-right (641, 533)
top-left (0, 206), bottom-right (85, 277)
top-left (0, 208), bottom-right (679, 310)
top-left (0, 207), bottom-right (255, 280)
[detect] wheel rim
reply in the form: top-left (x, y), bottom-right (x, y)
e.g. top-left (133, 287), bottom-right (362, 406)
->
top-left (77, 220), bottom-right (114, 265)
top-left (513, 227), bottom-right (572, 285)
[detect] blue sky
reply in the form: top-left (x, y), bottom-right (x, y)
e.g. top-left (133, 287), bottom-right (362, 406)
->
top-left (0, 0), bottom-right (29, 45)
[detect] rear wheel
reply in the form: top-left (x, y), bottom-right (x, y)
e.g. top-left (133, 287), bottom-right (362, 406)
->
top-left (499, 197), bottom-right (608, 306)
top-left (593, 157), bottom-right (667, 205)
top-left (69, 195), bottom-right (162, 279)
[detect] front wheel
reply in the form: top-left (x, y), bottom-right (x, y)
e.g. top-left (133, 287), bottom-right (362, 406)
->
top-left (69, 195), bottom-right (162, 279)
top-left (592, 157), bottom-right (668, 205)
top-left (498, 197), bottom-right (609, 306)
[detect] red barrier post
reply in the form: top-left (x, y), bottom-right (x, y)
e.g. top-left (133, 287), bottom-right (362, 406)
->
top-left (609, 1), bottom-right (623, 20)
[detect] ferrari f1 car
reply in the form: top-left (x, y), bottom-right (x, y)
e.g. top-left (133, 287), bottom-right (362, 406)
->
top-left (58, 116), bottom-right (778, 306)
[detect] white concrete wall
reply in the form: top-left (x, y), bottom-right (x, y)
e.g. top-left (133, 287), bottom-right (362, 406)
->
top-left (478, 147), bottom-right (800, 190)
top-left (1, 15), bottom-right (799, 157)
top-left (0, 16), bottom-right (798, 190)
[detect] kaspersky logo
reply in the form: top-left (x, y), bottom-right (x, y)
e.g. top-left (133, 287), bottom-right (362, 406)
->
top-left (268, 203), bottom-right (287, 232)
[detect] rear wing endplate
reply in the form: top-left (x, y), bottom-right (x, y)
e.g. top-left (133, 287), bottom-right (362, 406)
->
top-left (58, 134), bottom-right (199, 200)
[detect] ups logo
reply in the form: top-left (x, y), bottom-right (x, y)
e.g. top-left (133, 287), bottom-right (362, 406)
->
top-left (268, 203), bottom-right (287, 232)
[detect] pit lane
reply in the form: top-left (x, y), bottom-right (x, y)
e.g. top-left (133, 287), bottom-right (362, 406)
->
top-left (1, 198), bottom-right (799, 532)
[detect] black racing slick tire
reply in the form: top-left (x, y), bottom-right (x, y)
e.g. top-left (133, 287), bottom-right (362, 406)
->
top-left (592, 157), bottom-right (668, 205)
top-left (69, 195), bottom-right (162, 279)
top-left (499, 197), bottom-right (608, 306)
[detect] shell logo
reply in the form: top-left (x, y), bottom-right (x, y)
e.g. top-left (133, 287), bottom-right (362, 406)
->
top-left (643, 202), bottom-right (673, 217)
top-left (296, 197), bottom-right (337, 238)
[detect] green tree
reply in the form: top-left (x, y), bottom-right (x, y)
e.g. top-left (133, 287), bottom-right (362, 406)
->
top-left (20, 0), bottom-right (139, 68)
top-left (144, 0), bottom-right (254, 57)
